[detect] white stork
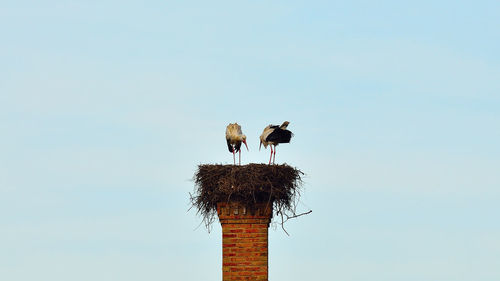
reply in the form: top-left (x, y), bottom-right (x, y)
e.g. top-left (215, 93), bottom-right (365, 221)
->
top-left (226, 123), bottom-right (248, 165)
top-left (259, 121), bottom-right (293, 164)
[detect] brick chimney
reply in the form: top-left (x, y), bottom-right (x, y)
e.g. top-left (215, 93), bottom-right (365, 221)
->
top-left (217, 202), bottom-right (273, 281)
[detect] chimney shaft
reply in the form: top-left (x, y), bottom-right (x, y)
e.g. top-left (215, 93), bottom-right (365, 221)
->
top-left (217, 202), bottom-right (272, 281)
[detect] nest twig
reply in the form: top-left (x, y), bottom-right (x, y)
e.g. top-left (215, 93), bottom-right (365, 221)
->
top-left (190, 163), bottom-right (308, 232)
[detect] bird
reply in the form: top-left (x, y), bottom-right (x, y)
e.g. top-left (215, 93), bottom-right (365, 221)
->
top-left (226, 123), bottom-right (248, 165)
top-left (259, 121), bottom-right (293, 164)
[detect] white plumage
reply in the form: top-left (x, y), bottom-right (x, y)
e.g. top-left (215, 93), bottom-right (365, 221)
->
top-left (225, 123), bottom-right (248, 165)
top-left (259, 125), bottom-right (274, 150)
top-left (259, 121), bottom-right (293, 164)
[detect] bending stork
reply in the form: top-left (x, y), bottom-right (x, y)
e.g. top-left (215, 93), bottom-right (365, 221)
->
top-left (226, 123), bottom-right (248, 165)
top-left (259, 121), bottom-right (293, 164)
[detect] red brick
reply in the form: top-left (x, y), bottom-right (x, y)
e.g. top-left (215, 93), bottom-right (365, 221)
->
top-left (217, 202), bottom-right (272, 281)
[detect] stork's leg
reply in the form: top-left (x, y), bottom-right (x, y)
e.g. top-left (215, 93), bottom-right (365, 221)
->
top-left (273, 145), bottom-right (276, 164)
top-left (239, 149), bottom-right (241, 165)
top-left (269, 146), bottom-right (273, 165)
top-left (233, 148), bottom-right (236, 165)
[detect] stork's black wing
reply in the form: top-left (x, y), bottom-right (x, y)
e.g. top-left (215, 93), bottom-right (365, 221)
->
top-left (226, 138), bottom-right (234, 152)
top-left (266, 128), bottom-right (293, 143)
top-left (234, 141), bottom-right (241, 153)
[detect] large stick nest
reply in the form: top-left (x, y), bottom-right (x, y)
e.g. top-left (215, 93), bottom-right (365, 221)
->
top-left (190, 163), bottom-right (305, 230)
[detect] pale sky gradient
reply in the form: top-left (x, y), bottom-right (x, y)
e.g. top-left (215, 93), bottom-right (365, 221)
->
top-left (1, 1), bottom-right (500, 280)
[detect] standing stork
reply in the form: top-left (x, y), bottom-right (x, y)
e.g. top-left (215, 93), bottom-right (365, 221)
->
top-left (226, 123), bottom-right (248, 165)
top-left (259, 121), bottom-right (293, 164)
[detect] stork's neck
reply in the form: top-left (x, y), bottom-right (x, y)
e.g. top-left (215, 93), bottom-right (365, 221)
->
top-left (280, 121), bottom-right (290, 129)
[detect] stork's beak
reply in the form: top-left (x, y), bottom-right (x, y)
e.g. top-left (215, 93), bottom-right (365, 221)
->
top-left (243, 139), bottom-right (249, 151)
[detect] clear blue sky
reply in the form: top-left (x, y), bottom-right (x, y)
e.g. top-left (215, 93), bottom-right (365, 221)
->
top-left (1, 1), bottom-right (499, 280)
